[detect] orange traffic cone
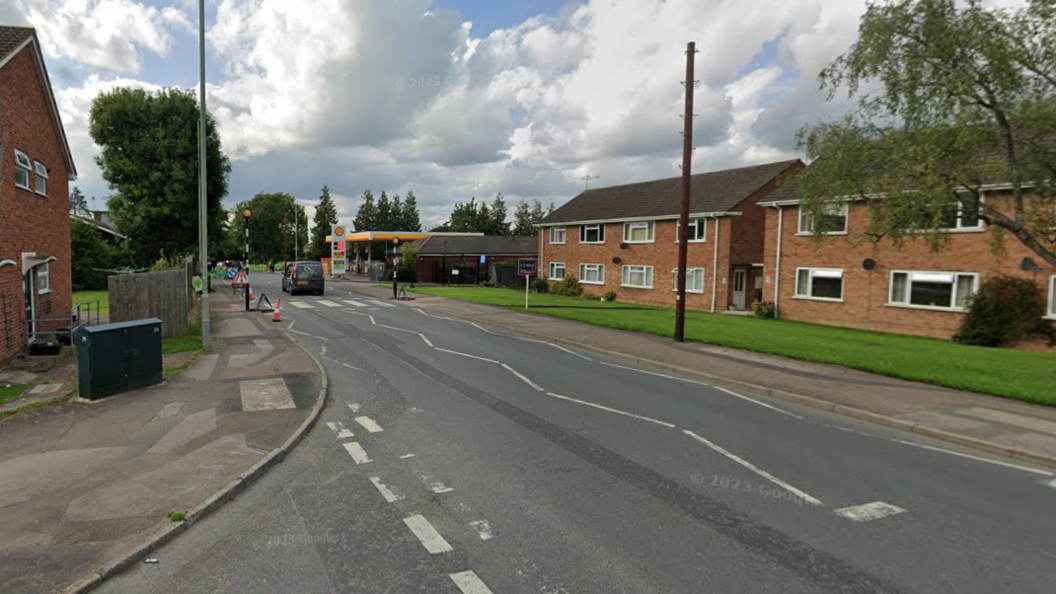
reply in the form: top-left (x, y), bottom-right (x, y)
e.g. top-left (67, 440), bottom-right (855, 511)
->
top-left (249, 285), bottom-right (254, 301)
top-left (272, 300), bottom-right (282, 322)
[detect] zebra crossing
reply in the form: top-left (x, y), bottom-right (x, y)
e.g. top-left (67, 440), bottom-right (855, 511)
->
top-left (285, 296), bottom-right (395, 310)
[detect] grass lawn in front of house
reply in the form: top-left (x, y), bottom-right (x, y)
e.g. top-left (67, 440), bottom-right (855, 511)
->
top-left (73, 290), bottom-right (110, 315)
top-left (0, 383), bottom-right (27, 408)
top-left (410, 286), bottom-right (1056, 406)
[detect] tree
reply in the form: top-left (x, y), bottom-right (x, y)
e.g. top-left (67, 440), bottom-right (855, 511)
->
top-left (376, 191), bottom-right (394, 230)
top-left (90, 87), bottom-right (231, 265)
top-left (69, 187), bottom-right (89, 217)
top-left (441, 197), bottom-right (490, 232)
top-left (512, 199), bottom-right (547, 235)
top-left (70, 219), bottom-right (119, 290)
top-left (310, 185), bottom-right (339, 260)
top-left (798, 0), bottom-right (1056, 266)
top-left (403, 190), bottom-right (422, 232)
top-left (353, 189), bottom-right (376, 233)
top-left (488, 193), bottom-right (511, 235)
top-left (228, 193), bottom-right (306, 263)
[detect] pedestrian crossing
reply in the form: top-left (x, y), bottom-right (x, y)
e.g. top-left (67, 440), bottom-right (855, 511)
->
top-left (286, 297), bottom-right (393, 310)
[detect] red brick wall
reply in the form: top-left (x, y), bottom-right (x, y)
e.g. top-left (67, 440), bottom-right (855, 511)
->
top-left (0, 45), bottom-right (73, 364)
top-left (763, 197), bottom-right (1056, 340)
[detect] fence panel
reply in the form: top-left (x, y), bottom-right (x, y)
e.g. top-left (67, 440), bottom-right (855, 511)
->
top-left (108, 269), bottom-right (190, 337)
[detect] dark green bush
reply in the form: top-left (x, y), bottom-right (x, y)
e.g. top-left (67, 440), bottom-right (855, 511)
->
top-left (549, 275), bottom-right (583, 297)
top-left (954, 275), bottom-right (1055, 347)
top-left (603, 290), bottom-right (617, 302)
top-left (751, 300), bottom-right (776, 319)
top-left (532, 277), bottom-right (549, 293)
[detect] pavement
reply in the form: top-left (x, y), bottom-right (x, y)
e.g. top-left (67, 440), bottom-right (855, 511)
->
top-left (0, 284), bottom-right (326, 594)
top-left (336, 278), bottom-right (1056, 469)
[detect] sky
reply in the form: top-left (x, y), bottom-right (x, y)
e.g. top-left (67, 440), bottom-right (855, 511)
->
top-left (0, 0), bottom-right (1026, 232)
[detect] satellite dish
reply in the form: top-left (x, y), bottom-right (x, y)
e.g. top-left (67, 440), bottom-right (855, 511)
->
top-left (612, 257), bottom-right (622, 264)
top-left (619, 242), bottom-right (629, 250)
top-left (862, 258), bottom-right (877, 271)
top-left (1021, 257), bottom-right (1039, 271)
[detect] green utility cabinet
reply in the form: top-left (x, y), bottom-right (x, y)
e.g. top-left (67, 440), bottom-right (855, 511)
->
top-left (78, 318), bottom-right (163, 401)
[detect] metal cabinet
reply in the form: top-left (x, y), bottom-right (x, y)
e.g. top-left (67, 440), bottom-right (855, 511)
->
top-left (78, 318), bottom-right (163, 400)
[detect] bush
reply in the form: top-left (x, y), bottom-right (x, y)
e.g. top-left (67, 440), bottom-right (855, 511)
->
top-left (532, 277), bottom-right (549, 293)
top-left (150, 250), bottom-right (185, 272)
top-left (603, 290), bottom-right (617, 302)
top-left (549, 275), bottom-right (583, 297)
top-left (751, 300), bottom-right (776, 319)
top-left (954, 275), bottom-right (1056, 347)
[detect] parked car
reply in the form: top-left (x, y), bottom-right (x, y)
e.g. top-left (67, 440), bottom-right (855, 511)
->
top-left (282, 261), bottom-right (325, 295)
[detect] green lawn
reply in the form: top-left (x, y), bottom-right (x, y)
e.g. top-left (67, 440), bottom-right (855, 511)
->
top-left (410, 286), bottom-right (1056, 406)
top-left (163, 324), bottom-right (204, 355)
top-left (73, 290), bottom-right (109, 315)
top-left (0, 384), bottom-right (26, 408)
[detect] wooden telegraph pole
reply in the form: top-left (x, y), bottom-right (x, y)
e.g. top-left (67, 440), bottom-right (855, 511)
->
top-left (674, 41), bottom-right (697, 343)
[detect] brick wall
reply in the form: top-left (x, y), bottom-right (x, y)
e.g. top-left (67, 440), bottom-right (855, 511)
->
top-left (0, 46), bottom-right (73, 364)
top-left (763, 197), bottom-right (1056, 340)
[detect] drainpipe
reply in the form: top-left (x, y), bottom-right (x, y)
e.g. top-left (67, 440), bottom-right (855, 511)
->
top-left (710, 215), bottom-right (721, 313)
top-left (539, 228), bottom-right (545, 283)
top-left (773, 205), bottom-right (783, 319)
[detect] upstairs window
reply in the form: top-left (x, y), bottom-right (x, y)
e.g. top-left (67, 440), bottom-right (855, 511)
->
top-left (14, 150), bottom-right (30, 190)
top-left (676, 218), bottom-right (707, 242)
top-left (623, 221), bottom-right (655, 243)
top-left (579, 224), bottom-right (605, 244)
top-left (798, 204), bottom-right (848, 235)
top-left (34, 161), bottom-right (48, 196)
top-left (549, 227), bottom-right (566, 244)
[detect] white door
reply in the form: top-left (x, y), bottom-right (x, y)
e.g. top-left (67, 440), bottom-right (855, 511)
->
top-left (732, 269), bottom-right (747, 310)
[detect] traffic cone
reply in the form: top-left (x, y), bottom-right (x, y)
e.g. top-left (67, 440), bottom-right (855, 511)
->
top-left (249, 285), bottom-right (254, 301)
top-left (272, 300), bottom-right (282, 322)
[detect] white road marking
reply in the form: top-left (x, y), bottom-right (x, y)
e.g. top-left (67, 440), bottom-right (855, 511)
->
top-left (372, 300), bottom-right (396, 308)
top-left (320, 344), bottom-right (326, 357)
top-left (430, 480), bottom-right (453, 494)
top-left (343, 299), bottom-right (367, 307)
top-left (501, 363), bottom-right (544, 391)
top-left (1046, 478), bottom-right (1056, 490)
top-left (324, 357), bottom-right (365, 372)
top-left (355, 416), bottom-right (384, 433)
top-left (891, 438), bottom-right (1054, 477)
top-left (349, 403), bottom-right (361, 413)
top-left (682, 430), bottom-right (823, 506)
top-left (289, 329), bottom-right (311, 336)
top-left (450, 571), bottom-right (495, 594)
top-left (416, 309), bottom-right (454, 321)
top-left (545, 392), bottom-right (676, 428)
top-left (403, 515), bottom-right (453, 554)
top-left (369, 476), bottom-right (403, 502)
top-left (548, 343), bottom-right (593, 361)
top-left (713, 386), bottom-right (802, 419)
top-left (289, 301), bottom-right (313, 309)
top-left (470, 322), bottom-right (496, 334)
top-left (317, 300), bottom-right (342, 307)
top-left (326, 421), bottom-right (355, 439)
top-left (287, 320), bottom-right (296, 331)
top-left (377, 323), bottom-right (418, 334)
top-left (342, 442), bottom-right (371, 465)
top-left (834, 501), bottom-right (906, 522)
top-left (435, 348), bottom-right (500, 364)
top-left (468, 519), bottom-right (493, 540)
top-left (399, 454), bottom-right (415, 459)
top-left (419, 333), bottom-right (434, 347)
top-left (345, 312), bottom-right (377, 325)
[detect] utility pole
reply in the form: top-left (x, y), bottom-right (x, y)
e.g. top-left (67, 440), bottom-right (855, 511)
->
top-left (197, 0), bottom-right (210, 350)
top-left (674, 41), bottom-right (697, 343)
top-left (284, 211), bottom-right (288, 267)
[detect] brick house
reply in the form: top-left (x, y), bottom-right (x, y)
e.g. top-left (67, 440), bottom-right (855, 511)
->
top-left (0, 26), bottom-right (77, 362)
top-left (537, 160), bottom-right (803, 311)
top-left (760, 178), bottom-right (1056, 341)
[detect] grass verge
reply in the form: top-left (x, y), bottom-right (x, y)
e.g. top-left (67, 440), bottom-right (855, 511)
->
top-left (0, 396), bottom-right (68, 421)
top-left (73, 290), bottom-right (110, 315)
top-left (410, 286), bottom-right (1056, 406)
top-left (164, 351), bottom-right (201, 376)
top-left (0, 384), bottom-right (27, 408)
top-left (163, 323), bottom-right (204, 355)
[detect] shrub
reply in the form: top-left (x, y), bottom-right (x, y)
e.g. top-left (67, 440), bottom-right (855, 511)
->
top-left (751, 300), bottom-right (775, 319)
top-left (150, 251), bottom-right (185, 272)
top-left (549, 275), bottom-right (584, 297)
top-left (532, 277), bottom-right (549, 293)
top-left (483, 280), bottom-right (496, 288)
top-left (954, 275), bottom-right (1056, 347)
top-left (582, 293), bottom-right (602, 301)
top-left (603, 290), bottom-right (617, 302)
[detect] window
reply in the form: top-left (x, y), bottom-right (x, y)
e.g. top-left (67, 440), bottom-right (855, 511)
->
top-left (14, 150), bottom-right (30, 190)
top-left (895, 195), bottom-right (984, 232)
top-left (671, 267), bottom-right (705, 293)
top-left (676, 218), bottom-right (707, 242)
top-left (549, 262), bottom-right (566, 280)
top-left (1049, 276), bottom-right (1056, 318)
top-left (798, 204), bottom-right (848, 235)
top-left (622, 221), bottom-right (655, 243)
top-left (37, 263), bottom-right (50, 294)
top-left (794, 268), bottom-right (843, 301)
top-left (34, 161), bottom-right (48, 196)
top-left (579, 224), bottom-right (605, 244)
top-left (621, 265), bottom-right (653, 289)
top-left (579, 263), bottom-right (605, 284)
top-left (549, 227), bottom-right (566, 244)
top-left (889, 271), bottom-right (977, 310)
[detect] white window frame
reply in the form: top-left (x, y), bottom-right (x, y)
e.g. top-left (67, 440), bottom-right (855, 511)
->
top-left (549, 226), bottom-right (566, 244)
top-left (622, 221), bottom-right (655, 244)
top-left (579, 224), bottom-right (605, 244)
top-left (579, 263), bottom-right (605, 285)
top-left (943, 196), bottom-right (985, 231)
top-left (620, 265), bottom-right (654, 289)
top-left (671, 267), bottom-right (705, 293)
top-left (888, 270), bottom-right (978, 311)
top-left (794, 268), bottom-right (844, 302)
top-left (798, 204), bottom-right (848, 235)
top-left (1048, 276), bottom-right (1056, 319)
top-left (14, 150), bottom-right (31, 190)
top-left (675, 218), bottom-right (707, 243)
top-left (34, 161), bottom-right (48, 196)
top-left (37, 263), bottom-right (50, 294)
top-left (549, 261), bottom-right (566, 280)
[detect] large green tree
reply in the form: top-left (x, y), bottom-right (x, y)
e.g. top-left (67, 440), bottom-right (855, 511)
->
top-left (403, 190), bottom-right (422, 232)
top-left (798, 0), bottom-right (1056, 266)
top-left (310, 185), bottom-right (339, 260)
top-left (229, 192), bottom-right (307, 263)
top-left (488, 193), bottom-right (511, 235)
top-left (512, 198), bottom-right (547, 236)
top-left (69, 186), bottom-right (89, 217)
top-left (90, 87), bottom-right (231, 264)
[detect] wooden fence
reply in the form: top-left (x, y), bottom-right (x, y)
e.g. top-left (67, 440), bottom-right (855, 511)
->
top-left (108, 261), bottom-right (195, 337)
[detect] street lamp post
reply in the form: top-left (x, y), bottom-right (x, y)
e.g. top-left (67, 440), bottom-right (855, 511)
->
top-left (392, 237), bottom-right (400, 299)
top-left (198, 0), bottom-right (210, 350)
top-left (243, 206), bottom-right (252, 311)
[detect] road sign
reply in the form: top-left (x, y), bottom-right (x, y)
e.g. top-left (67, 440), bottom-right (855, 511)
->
top-left (232, 270), bottom-right (248, 286)
top-left (517, 259), bottom-right (538, 276)
top-left (479, 254), bottom-right (486, 264)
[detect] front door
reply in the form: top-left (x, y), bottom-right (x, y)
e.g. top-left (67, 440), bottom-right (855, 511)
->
top-left (732, 269), bottom-right (747, 310)
top-left (24, 271), bottom-right (35, 343)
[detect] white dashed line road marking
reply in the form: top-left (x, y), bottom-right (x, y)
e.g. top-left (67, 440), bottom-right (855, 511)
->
top-left (355, 416), bottom-right (383, 433)
top-left (545, 392), bottom-right (676, 428)
top-left (317, 300), bottom-right (342, 307)
top-left (892, 438), bottom-right (1053, 477)
top-left (372, 300), bottom-right (396, 308)
top-left (548, 343), bottom-right (593, 361)
top-left (450, 571), bottom-right (495, 594)
top-left (470, 322), bottom-right (496, 334)
top-left (377, 323), bottom-right (418, 334)
top-left (369, 477), bottom-right (403, 503)
top-left (419, 333), bottom-right (434, 347)
top-left (404, 515), bottom-right (453, 554)
top-left (324, 357), bottom-right (365, 372)
top-left (399, 454), bottom-right (415, 459)
top-left (435, 348), bottom-right (500, 364)
top-left (349, 403), bottom-right (361, 413)
top-left (468, 519), bottom-right (493, 540)
top-left (342, 442), bottom-right (371, 465)
top-left (682, 429), bottom-right (823, 506)
top-left (289, 302), bottom-right (313, 309)
top-left (834, 501), bottom-right (906, 522)
top-left (501, 363), bottom-right (544, 391)
top-left (326, 421), bottom-right (354, 439)
top-left (343, 299), bottom-right (367, 307)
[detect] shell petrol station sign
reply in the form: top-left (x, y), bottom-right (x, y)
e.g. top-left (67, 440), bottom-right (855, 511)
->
top-left (331, 225), bottom-right (347, 276)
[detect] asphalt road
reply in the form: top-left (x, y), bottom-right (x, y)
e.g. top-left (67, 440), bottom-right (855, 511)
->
top-left (97, 274), bottom-right (1056, 594)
